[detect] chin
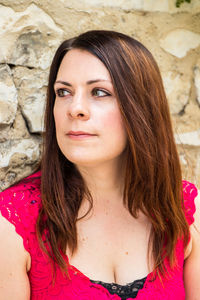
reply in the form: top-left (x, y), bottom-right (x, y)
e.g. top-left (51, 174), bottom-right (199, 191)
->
top-left (64, 154), bottom-right (99, 166)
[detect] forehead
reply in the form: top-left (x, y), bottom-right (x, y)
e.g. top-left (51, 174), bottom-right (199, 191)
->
top-left (56, 49), bottom-right (111, 81)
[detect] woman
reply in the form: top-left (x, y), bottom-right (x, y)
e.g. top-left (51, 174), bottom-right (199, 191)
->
top-left (0, 30), bottom-right (199, 299)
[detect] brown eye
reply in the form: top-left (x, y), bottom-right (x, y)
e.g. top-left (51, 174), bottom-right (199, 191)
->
top-left (56, 89), bottom-right (70, 97)
top-left (92, 88), bottom-right (111, 97)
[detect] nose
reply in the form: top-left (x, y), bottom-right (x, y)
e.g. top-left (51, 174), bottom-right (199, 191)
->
top-left (68, 91), bottom-right (90, 121)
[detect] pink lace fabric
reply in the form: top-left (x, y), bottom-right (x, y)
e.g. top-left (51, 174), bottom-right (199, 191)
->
top-left (0, 171), bottom-right (198, 300)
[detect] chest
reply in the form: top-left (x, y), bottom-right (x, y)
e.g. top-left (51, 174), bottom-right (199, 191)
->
top-left (67, 207), bottom-right (153, 285)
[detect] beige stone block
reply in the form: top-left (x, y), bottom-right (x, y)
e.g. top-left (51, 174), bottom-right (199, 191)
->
top-left (13, 67), bottom-right (47, 133)
top-left (0, 65), bottom-right (18, 125)
top-left (0, 0), bottom-right (200, 14)
top-left (46, 0), bottom-right (200, 13)
top-left (178, 145), bottom-right (200, 189)
top-left (194, 59), bottom-right (200, 106)
top-left (172, 102), bottom-right (200, 134)
top-left (58, 0), bottom-right (200, 12)
top-left (0, 4), bottom-right (63, 69)
top-left (77, 0), bottom-right (169, 11)
top-left (169, 0), bottom-right (200, 13)
top-left (162, 71), bottom-right (190, 114)
top-left (21, 93), bottom-right (46, 133)
top-left (0, 166), bottom-right (37, 192)
top-left (175, 130), bottom-right (200, 147)
top-left (0, 109), bottom-right (30, 142)
top-left (0, 0), bottom-right (31, 9)
top-left (0, 136), bottom-right (41, 191)
top-left (160, 29), bottom-right (200, 58)
top-left (0, 137), bottom-right (41, 169)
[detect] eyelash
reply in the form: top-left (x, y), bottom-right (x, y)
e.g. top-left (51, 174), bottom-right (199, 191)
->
top-left (92, 88), bottom-right (111, 97)
top-left (55, 88), bottom-right (111, 98)
top-left (55, 88), bottom-right (70, 97)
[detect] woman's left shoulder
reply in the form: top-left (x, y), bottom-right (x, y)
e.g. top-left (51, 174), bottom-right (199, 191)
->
top-left (182, 180), bottom-right (199, 226)
top-left (182, 180), bottom-right (199, 260)
top-left (182, 180), bottom-right (198, 202)
top-left (183, 186), bottom-right (200, 299)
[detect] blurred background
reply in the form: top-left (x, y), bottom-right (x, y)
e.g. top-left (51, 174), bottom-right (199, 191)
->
top-left (0, 0), bottom-right (200, 191)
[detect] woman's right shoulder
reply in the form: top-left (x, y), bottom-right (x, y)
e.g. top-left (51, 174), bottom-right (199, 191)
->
top-left (0, 171), bottom-right (40, 300)
top-left (0, 170), bottom-right (42, 253)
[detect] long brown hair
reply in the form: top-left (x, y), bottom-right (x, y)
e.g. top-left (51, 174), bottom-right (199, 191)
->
top-left (37, 30), bottom-right (190, 279)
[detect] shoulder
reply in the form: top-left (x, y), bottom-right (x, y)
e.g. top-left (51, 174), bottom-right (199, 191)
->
top-left (182, 181), bottom-right (199, 260)
top-left (183, 192), bottom-right (200, 298)
top-left (0, 171), bottom-right (42, 252)
top-left (193, 192), bottom-right (200, 226)
top-left (182, 180), bottom-right (198, 226)
top-left (190, 191), bottom-right (200, 236)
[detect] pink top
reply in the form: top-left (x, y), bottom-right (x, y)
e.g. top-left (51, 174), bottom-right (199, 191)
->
top-left (0, 171), bottom-right (198, 300)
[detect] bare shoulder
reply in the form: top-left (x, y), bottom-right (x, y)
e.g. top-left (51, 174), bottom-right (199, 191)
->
top-left (193, 191), bottom-right (200, 227)
top-left (0, 213), bottom-right (31, 300)
top-left (189, 191), bottom-right (200, 244)
top-left (184, 190), bottom-right (200, 300)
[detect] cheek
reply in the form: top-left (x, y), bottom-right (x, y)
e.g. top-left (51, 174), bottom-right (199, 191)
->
top-left (53, 103), bottom-right (63, 129)
top-left (104, 109), bottom-right (126, 134)
top-left (53, 104), bottom-right (58, 123)
top-left (100, 108), bottom-right (127, 144)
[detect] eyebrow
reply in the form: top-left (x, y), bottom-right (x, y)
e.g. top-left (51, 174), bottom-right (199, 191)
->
top-left (54, 79), bottom-right (111, 86)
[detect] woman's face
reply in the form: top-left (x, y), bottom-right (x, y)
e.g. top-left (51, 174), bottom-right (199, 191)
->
top-left (53, 49), bottom-right (127, 167)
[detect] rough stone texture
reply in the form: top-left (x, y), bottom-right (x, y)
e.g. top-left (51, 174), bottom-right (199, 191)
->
top-left (0, 64), bottom-right (18, 125)
top-left (0, 0), bottom-right (199, 189)
top-left (13, 67), bottom-right (47, 133)
top-left (162, 71), bottom-right (191, 114)
top-left (194, 59), bottom-right (200, 106)
top-left (36, 0), bottom-right (200, 13)
top-left (0, 137), bottom-right (41, 191)
top-left (173, 102), bottom-right (200, 133)
top-left (0, 138), bottom-right (41, 168)
top-left (0, 108), bottom-right (30, 143)
top-left (175, 130), bottom-right (200, 146)
top-left (160, 29), bottom-right (200, 58)
top-left (58, 0), bottom-right (169, 12)
top-left (0, 4), bottom-right (63, 69)
top-left (178, 145), bottom-right (200, 188)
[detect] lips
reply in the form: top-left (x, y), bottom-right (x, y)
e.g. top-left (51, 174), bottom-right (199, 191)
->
top-left (66, 131), bottom-right (97, 140)
top-left (67, 131), bottom-right (96, 136)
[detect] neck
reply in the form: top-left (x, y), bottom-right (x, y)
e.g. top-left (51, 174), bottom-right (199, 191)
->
top-left (76, 156), bottom-right (126, 205)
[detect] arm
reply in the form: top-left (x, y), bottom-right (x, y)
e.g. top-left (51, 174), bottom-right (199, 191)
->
top-left (184, 192), bottom-right (200, 300)
top-left (0, 213), bottom-right (31, 300)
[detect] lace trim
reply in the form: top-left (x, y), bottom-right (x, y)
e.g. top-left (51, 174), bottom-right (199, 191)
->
top-left (90, 276), bottom-right (147, 299)
top-left (182, 180), bottom-right (198, 225)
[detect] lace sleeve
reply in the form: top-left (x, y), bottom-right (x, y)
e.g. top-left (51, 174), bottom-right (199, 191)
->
top-left (0, 172), bottom-right (41, 253)
top-left (182, 180), bottom-right (198, 226)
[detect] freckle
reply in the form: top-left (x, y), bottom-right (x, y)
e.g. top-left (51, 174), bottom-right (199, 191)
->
top-left (125, 251), bottom-right (128, 255)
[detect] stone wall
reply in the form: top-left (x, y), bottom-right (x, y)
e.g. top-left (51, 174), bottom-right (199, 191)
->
top-left (0, 0), bottom-right (200, 191)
